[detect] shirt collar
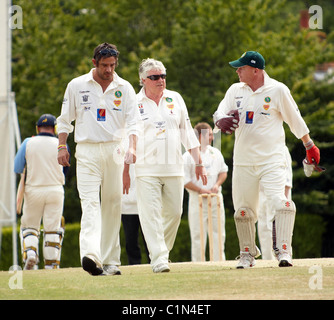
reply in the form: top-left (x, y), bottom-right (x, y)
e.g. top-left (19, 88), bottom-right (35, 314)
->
top-left (87, 69), bottom-right (125, 88)
top-left (37, 132), bottom-right (56, 137)
top-left (138, 87), bottom-right (168, 100)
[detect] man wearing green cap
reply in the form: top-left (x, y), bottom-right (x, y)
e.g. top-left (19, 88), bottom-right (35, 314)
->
top-left (213, 51), bottom-right (321, 268)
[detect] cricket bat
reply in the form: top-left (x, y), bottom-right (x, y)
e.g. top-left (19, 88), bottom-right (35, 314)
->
top-left (16, 167), bottom-right (26, 214)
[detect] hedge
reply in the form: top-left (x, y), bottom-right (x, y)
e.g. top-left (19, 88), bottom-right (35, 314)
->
top-left (0, 213), bottom-right (326, 271)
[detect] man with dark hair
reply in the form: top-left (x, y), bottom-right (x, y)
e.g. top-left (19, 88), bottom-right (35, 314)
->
top-left (57, 43), bottom-right (141, 276)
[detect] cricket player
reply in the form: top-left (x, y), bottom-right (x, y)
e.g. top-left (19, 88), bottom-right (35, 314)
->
top-left (14, 114), bottom-right (67, 270)
top-left (183, 122), bottom-right (228, 261)
top-left (213, 51), bottom-right (320, 268)
top-left (57, 42), bottom-right (141, 276)
top-left (135, 58), bottom-right (207, 273)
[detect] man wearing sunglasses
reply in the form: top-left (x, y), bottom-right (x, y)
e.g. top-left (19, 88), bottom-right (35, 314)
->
top-left (133, 58), bottom-right (207, 273)
top-left (57, 42), bottom-right (141, 276)
top-left (213, 51), bottom-right (321, 269)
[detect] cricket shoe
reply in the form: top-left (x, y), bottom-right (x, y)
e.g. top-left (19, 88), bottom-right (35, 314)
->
top-left (82, 256), bottom-right (104, 276)
top-left (278, 252), bottom-right (293, 267)
top-left (236, 247), bottom-right (261, 269)
top-left (153, 263), bottom-right (170, 273)
top-left (103, 265), bottom-right (121, 275)
top-left (236, 252), bottom-right (256, 269)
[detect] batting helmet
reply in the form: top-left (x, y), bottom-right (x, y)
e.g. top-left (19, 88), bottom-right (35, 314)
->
top-left (36, 114), bottom-right (57, 134)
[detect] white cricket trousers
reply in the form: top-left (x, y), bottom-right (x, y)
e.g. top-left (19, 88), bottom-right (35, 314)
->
top-left (136, 176), bottom-right (184, 268)
top-left (232, 163), bottom-right (287, 219)
top-left (188, 191), bottom-right (225, 261)
top-left (232, 163), bottom-right (287, 252)
top-left (76, 142), bottom-right (123, 267)
top-left (21, 185), bottom-right (64, 232)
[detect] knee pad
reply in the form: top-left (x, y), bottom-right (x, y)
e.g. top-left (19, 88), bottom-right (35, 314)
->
top-left (273, 200), bottom-right (296, 255)
top-left (43, 218), bottom-right (65, 269)
top-left (21, 228), bottom-right (40, 264)
top-left (234, 208), bottom-right (259, 257)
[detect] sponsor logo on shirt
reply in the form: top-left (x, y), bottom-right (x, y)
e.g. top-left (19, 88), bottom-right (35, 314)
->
top-left (245, 111), bottom-right (254, 124)
top-left (97, 109), bottom-right (106, 121)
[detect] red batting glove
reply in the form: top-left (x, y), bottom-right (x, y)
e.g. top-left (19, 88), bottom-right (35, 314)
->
top-left (304, 140), bottom-right (320, 164)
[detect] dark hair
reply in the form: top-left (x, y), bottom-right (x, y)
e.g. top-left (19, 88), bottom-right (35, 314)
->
top-left (93, 42), bottom-right (119, 64)
top-left (194, 122), bottom-right (212, 138)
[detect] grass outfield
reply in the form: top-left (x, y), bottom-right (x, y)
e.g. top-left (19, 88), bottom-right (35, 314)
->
top-left (0, 258), bottom-right (333, 301)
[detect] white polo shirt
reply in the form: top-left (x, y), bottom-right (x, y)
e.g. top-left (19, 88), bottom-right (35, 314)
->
top-left (135, 88), bottom-right (200, 177)
top-left (57, 69), bottom-right (141, 143)
top-left (14, 134), bottom-right (65, 187)
top-left (183, 145), bottom-right (228, 191)
top-left (214, 72), bottom-right (309, 166)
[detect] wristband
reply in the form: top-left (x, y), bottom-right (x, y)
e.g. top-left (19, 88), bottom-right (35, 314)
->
top-left (58, 145), bottom-right (67, 152)
top-left (196, 163), bottom-right (204, 167)
top-left (303, 140), bottom-right (314, 151)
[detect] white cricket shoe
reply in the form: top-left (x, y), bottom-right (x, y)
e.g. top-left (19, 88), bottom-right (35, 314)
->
top-left (153, 263), bottom-right (170, 273)
top-left (236, 252), bottom-right (256, 269)
top-left (278, 252), bottom-right (293, 267)
top-left (24, 251), bottom-right (37, 270)
top-left (103, 265), bottom-right (121, 275)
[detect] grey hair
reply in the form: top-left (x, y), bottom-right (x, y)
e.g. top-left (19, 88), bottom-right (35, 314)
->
top-left (139, 58), bottom-right (166, 86)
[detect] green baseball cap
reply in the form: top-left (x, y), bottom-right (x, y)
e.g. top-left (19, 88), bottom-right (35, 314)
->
top-left (229, 51), bottom-right (265, 69)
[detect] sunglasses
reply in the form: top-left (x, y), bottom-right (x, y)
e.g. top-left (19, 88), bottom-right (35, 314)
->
top-left (97, 48), bottom-right (118, 58)
top-left (147, 74), bottom-right (167, 81)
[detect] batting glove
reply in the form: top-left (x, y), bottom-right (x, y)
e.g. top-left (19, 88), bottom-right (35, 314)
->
top-left (304, 139), bottom-right (320, 164)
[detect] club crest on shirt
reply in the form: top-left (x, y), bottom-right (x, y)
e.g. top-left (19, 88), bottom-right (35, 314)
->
top-left (167, 104), bottom-right (174, 114)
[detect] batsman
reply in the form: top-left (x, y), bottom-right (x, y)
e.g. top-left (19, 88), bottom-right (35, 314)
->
top-left (14, 114), bottom-right (68, 270)
top-left (213, 51), bottom-right (321, 268)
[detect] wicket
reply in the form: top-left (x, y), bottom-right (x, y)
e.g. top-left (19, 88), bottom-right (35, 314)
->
top-left (198, 193), bottom-right (223, 262)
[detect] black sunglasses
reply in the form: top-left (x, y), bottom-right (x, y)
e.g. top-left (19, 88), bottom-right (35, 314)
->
top-left (147, 74), bottom-right (167, 81)
top-left (97, 48), bottom-right (118, 58)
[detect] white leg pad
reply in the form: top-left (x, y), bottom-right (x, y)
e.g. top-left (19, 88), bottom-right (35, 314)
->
top-left (21, 228), bottom-right (40, 264)
top-left (234, 208), bottom-right (258, 257)
top-left (43, 229), bottom-right (64, 269)
top-left (273, 200), bottom-right (296, 256)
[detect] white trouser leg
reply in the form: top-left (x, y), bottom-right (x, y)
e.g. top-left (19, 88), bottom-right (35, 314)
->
top-left (136, 176), bottom-right (183, 268)
top-left (76, 142), bottom-right (122, 267)
top-left (257, 189), bottom-right (276, 260)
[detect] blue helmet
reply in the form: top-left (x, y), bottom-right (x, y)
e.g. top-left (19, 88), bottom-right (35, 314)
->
top-left (36, 114), bottom-right (57, 127)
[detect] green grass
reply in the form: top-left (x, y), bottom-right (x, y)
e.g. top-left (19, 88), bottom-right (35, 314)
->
top-left (1, 259), bottom-right (333, 300)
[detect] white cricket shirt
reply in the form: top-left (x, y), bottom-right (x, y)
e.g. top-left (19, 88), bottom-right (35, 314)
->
top-left (135, 88), bottom-right (200, 177)
top-left (183, 145), bottom-right (228, 191)
top-left (57, 69), bottom-right (141, 142)
top-left (214, 72), bottom-right (309, 166)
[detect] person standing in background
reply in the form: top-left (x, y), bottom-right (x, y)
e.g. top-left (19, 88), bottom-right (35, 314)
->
top-left (183, 122), bottom-right (228, 261)
top-left (14, 114), bottom-right (67, 270)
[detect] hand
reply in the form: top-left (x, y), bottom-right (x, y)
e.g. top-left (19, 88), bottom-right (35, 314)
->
top-left (195, 165), bottom-right (207, 185)
top-left (199, 188), bottom-right (211, 194)
top-left (124, 147), bottom-right (136, 164)
top-left (57, 148), bottom-right (70, 167)
top-left (215, 109), bottom-right (239, 134)
top-left (304, 140), bottom-right (320, 164)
